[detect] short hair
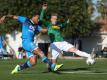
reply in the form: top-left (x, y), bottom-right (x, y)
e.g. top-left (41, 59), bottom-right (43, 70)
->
top-left (51, 13), bottom-right (58, 17)
top-left (30, 12), bottom-right (39, 18)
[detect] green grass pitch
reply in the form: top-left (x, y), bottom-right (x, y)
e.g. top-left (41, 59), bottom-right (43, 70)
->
top-left (0, 58), bottom-right (107, 80)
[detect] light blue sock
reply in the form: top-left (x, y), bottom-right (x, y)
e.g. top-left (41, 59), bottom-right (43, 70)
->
top-left (27, 61), bottom-right (32, 67)
top-left (20, 61), bottom-right (32, 70)
top-left (51, 64), bottom-right (56, 70)
top-left (41, 56), bottom-right (48, 63)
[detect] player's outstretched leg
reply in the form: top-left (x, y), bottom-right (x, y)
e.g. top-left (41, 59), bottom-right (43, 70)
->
top-left (49, 44), bottom-right (64, 71)
top-left (69, 48), bottom-right (96, 65)
top-left (11, 56), bottom-right (37, 75)
top-left (33, 49), bottom-right (52, 70)
top-left (11, 61), bottom-right (33, 74)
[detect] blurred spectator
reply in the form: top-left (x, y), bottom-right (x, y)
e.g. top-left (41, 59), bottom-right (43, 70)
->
top-left (18, 47), bottom-right (26, 59)
top-left (5, 31), bottom-right (22, 58)
top-left (101, 47), bottom-right (107, 58)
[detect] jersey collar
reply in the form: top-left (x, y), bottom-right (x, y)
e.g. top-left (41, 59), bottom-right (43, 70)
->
top-left (30, 19), bottom-right (35, 25)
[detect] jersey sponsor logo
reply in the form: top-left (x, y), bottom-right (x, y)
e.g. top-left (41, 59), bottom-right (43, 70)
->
top-left (29, 25), bottom-right (35, 32)
top-left (52, 26), bottom-right (60, 29)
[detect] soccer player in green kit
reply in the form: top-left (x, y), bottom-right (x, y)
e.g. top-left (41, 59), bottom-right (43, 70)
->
top-left (40, 3), bottom-right (69, 71)
top-left (41, 3), bottom-right (95, 71)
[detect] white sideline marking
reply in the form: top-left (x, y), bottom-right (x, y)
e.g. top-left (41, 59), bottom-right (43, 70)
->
top-left (60, 71), bottom-right (107, 74)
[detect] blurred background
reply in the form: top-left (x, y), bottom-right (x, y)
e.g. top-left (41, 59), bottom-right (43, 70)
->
top-left (0, 0), bottom-right (107, 59)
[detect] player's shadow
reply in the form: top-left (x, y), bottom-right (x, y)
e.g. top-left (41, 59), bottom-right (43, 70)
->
top-left (58, 67), bottom-right (104, 74)
top-left (60, 67), bottom-right (90, 72)
top-left (42, 70), bottom-right (62, 74)
top-left (51, 67), bottom-right (91, 74)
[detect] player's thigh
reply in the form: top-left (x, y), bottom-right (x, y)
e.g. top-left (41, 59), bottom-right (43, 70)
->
top-left (60, 41), bottom-right (75, 52)
top-left (26, 51), bottom-right (35, 58)
top-left (23, 41), bottom-right (38, 52)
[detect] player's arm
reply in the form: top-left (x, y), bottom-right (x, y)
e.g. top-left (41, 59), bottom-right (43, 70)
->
top-left (59, 19), bottom-right (70, 28)
top-left (0, 15), bottom-right (27, 24)
top-left (0, 15), bottom-right (18, 23)
top-left (38, 25), bottom-right (47, 33)
top-left (40, 28), bottom-right (48, 33)
top-left (39, 3), bottom-right (48, 22)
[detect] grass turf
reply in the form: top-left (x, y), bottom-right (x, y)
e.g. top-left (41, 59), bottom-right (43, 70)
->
top-left (0, 58), bottom-right (107, 80)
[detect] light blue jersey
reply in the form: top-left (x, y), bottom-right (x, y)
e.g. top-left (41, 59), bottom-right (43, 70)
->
top-left (18, 16), bottom-right (42, 58)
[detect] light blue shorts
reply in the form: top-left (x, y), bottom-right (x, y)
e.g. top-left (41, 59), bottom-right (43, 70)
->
top-left (22, 40), bottom-right (38, 58)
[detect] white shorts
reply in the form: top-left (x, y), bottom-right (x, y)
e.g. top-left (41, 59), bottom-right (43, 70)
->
top-left (50, 41), bottom-right (74, 59)
top-left (51, 41), bottom-right (74, 52)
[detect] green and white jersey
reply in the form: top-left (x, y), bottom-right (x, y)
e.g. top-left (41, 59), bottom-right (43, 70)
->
top-left (45, 22), bottom-right (64, 42)
top-left (40, 9), bottom-right (68, 43)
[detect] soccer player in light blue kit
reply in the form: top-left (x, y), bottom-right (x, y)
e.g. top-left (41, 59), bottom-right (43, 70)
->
top-left (0, 4), bottom-right (61, 74)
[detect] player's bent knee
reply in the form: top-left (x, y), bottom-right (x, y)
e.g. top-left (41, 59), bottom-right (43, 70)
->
top-left (33, 48), bottom-right (42, 55)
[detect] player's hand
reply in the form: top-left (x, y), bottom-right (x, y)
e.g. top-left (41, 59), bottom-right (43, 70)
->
top-left (67, 19), bottom-right (70, 24)
top-left (0, 16), bottom-right (6, 24)
top-left (42, 3), bottom-right (48, 10)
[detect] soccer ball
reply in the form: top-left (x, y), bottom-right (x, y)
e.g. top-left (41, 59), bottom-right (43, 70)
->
top-left (86, 58), bottom-right (95, 65)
